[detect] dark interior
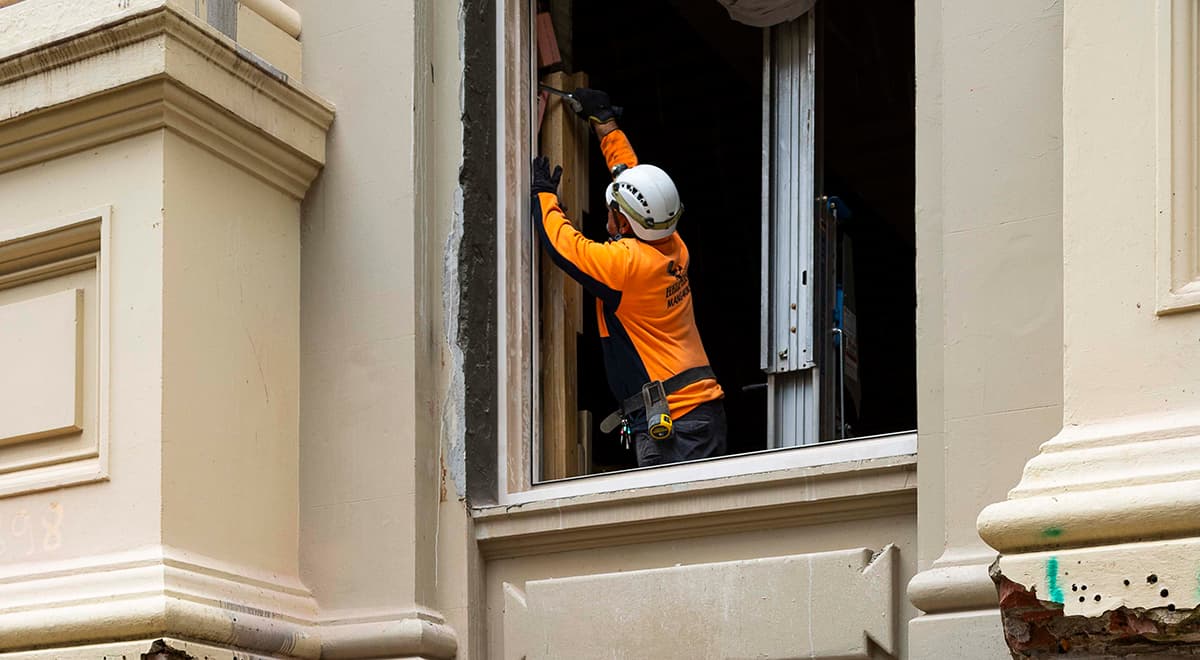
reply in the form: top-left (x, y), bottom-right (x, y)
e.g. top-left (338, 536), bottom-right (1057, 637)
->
top-left (551, 0), bottom-right (914, 474)
top-left (821, 0), bottom-right (917, 438)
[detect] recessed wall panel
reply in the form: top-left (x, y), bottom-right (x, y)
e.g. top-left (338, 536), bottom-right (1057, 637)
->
top-left (0, 289), bottom-right (82, 445)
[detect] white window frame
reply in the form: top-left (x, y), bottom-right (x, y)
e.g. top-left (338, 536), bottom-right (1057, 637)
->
top-left (493, 0), bottom-right (914, 506)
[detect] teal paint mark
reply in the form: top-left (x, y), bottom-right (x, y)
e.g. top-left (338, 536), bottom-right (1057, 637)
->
top-left (1042, 526), bottom-right (1064, 538)
top-left (1047, 557), bottom-right (1064, 604)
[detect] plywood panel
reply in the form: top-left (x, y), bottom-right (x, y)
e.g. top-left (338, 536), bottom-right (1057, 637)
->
top-left (539, 71), bottom-right (588, 480)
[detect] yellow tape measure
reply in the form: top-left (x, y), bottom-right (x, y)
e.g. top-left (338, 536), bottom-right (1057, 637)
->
top-left (648, 413), bottom-right (674, 440)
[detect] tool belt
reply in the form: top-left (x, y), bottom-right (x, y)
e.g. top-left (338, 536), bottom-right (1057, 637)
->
top-left (600, 366), bottom-right (716, 441)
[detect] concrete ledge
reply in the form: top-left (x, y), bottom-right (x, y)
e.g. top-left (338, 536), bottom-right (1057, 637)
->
top-left (474, 455), bottom-right (917, 559)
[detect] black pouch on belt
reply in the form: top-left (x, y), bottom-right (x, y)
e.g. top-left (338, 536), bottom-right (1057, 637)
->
top-left (642, 380), bottom-right (673, 441)
top-left (599, 366), bottom-right (716, 441)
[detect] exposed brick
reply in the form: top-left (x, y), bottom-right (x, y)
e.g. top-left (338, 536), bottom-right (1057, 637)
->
top-left (992, 560), bottom-right (1200, 658)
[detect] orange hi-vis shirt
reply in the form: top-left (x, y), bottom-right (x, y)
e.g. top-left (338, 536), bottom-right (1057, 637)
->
top-left (535, 129), bottom-right (724, 424)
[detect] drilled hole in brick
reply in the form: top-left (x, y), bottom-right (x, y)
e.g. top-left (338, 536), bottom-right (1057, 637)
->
top-left (1095, 595), bottom-right (1102, 602)
top-left (1148, 574), bottom-right (1159, 584)
top-left (1124, 580), bottom-right (1131, 586)
top-left (1072, 584), bottom-right (1078, 592)
top-left (1169, 604), bottom-right (1177, 612)
top-left (1081, 585), bottom-right (1087, 591)
top-left (1161, 589), bottom-right (1170, 598)
top-left (1079, 596), bottom-right (1085, 603)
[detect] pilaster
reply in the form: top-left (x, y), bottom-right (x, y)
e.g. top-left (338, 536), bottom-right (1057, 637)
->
top-left (288, 0), bottom-right (464, 657)
top-left (978, 0), bottom-right (1200, 655)
top-left (907, 0), bottom-right (1065, 657)
top-left (0, 1), bottom-right (332, 656)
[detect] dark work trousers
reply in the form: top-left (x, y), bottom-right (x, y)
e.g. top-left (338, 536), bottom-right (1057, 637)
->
top-left (634, 399), bottom-right (727, 467)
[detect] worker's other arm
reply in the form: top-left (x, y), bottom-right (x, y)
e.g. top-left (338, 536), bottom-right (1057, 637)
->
top-left (535, 191), bottom-right (629, 307)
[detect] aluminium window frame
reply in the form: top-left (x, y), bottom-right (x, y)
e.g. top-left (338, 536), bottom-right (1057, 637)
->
top-left (488, 0), bottom-right (914, 506)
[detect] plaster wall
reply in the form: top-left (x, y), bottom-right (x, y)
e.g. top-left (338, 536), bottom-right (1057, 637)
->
top-left (908, 0), bottom-right (1064, 655)
top-left (0, 133), bottom-right (166, 562)
top-left (291, 0), bottom-right (468, 650)
top-left (294, 0), bottom-right (425, 614)
top-left (161, 130), bottom-right (302, 576)
top-left (1061, 0), bottom-right (1198, 425)
top-left (0, 1), bottom-right (332, 653)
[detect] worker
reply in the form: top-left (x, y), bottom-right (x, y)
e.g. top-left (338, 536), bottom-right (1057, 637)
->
top-left (531, 87), bottom-right (726, 467)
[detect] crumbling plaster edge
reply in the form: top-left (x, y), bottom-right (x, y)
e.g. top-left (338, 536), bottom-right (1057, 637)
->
top-left (991, 556), bottom-right (1200, 658)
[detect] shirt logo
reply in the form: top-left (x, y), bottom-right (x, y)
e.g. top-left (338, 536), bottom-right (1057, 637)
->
top-left (665, 260), bottom-right (691, 309)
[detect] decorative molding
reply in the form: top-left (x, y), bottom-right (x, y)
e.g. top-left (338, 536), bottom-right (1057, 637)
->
top-left (474, 456), bottom-right (917, 559)
top-left (0, 209), bottom-right (110, 499)
top-left (907, 550), bottom-right (1000, 614)
top-left (1156, 0), bottom-right (1200, 314)
top-left (0, 547), bottom-right (459, 659)
top-left (978, 410), bottom-right (1200, 554)
top-left (0, 6), bottom-right (333, 198)
top-left (317, 608), bottom-right (459, 660)
top-left (0, 546), bottom-right (318, 657)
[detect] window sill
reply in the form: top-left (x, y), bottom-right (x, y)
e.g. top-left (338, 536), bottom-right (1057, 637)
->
top-left (473, 434), bottom-right (917, 560)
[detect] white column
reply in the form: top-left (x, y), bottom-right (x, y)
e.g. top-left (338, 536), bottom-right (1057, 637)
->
top-left (0, 4), bottom-right (332, 656)
top-left (979, 0), bottom-right (1200, 655)
top-left (908, 0), bottom-right (1064, 657)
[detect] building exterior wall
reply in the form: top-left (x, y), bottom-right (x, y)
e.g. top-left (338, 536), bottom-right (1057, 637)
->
top-left (908, 0), bottom-right (1064, 657)
top-left (2, 0), bottom-right (1195, 658)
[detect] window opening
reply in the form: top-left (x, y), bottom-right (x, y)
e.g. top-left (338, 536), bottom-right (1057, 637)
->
top-left (529, 0), bottom-right (915, 483)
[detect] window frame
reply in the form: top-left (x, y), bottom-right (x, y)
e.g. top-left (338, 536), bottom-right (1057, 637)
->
top-left (486, 0), bottom-right (915, 506)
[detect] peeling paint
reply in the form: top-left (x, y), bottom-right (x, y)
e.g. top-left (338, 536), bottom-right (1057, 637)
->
top-left (993, 559), bottom-right (1200, 657)
top-left (442, 183), bottom-right (468, 500)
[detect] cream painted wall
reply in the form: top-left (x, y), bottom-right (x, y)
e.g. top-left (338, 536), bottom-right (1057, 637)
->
top-left (161, 131), bottom-right (302, 576)
top-left (0, 133), bottom-right (167, 563)
top-left (292, 0), bottom-right (467, 650)
top-left (974, 3), bottom-right (1200, 649)
top-left (294, 0), bottom-right (425, 613)
top-left (1061, 0), bottom-right (1197, 425)
top-left (909, 0), bottom-right (1063, 656)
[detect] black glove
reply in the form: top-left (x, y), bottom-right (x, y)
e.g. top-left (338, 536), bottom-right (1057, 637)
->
top-left (532, 156), bottom-right (563, 195)
top-left (572, 87), bottom-right (618, 125)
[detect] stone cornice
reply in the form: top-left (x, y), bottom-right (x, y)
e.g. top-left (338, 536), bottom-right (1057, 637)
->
top-left (473, 456), bottom-right (917, 560)
top-left (0, 5), bottom-right (333, 198)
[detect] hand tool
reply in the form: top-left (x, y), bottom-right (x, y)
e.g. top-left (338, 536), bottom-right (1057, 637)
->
top-left (538, 84), bottom-right (624, 120)
top-left (538, 83), bottom-right (584, 114)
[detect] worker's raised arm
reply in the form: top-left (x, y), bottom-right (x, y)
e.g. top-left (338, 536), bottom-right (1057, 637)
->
top-left (571, 88), bottom-right (639, 174)
top-left (532, 157), bottom-right (629, 307)
top-left (597, 125), bottom-right (638, 173)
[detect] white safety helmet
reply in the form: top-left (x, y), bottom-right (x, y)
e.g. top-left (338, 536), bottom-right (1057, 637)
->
top-left (604, 164), bottom-right (684, 241)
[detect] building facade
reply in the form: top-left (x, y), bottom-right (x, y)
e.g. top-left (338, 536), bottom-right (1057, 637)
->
top-left (0, 0), bottom-right (1195, 658)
